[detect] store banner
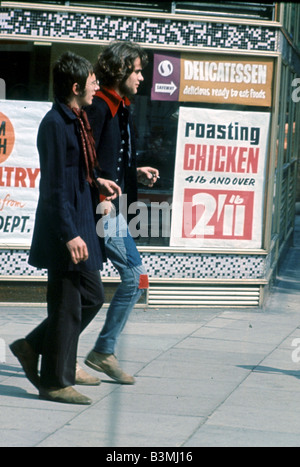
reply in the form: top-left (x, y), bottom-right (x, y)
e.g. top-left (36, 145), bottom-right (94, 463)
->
top-left (152, 53), bottom-right (273, 107)
top-left (0, 100), bottom-right (52, 246)
top-left (170, 107), bottom-right (271, 249)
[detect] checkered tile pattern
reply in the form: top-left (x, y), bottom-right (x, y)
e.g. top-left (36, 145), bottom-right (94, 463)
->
top-left (0, 249), bottom-right (265, 280)
top-left (0, 7), bottom-right (277, 51)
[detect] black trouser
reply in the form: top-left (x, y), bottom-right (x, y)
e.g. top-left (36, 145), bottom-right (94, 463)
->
top-left (26, 270), bottom-right (104, 389)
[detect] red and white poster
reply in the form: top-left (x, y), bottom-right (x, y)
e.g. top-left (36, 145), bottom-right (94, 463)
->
top-left (0, 100), bottom-right (51, 246)
top-left (170, 107), bottom-right (271, 249)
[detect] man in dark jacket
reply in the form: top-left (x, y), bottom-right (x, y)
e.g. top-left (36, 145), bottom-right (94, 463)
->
top-left (10, 52), bottom-right (119, 405)
top-left (85, 41), bottom-right (159, 384)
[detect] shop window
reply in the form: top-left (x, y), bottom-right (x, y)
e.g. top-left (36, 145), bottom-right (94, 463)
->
top-left (174, 2), bottom-right (276, 20)
top-left (2, 51), bottom-right (31, 100)
top-left (2, 45), bottom-right (51, 101)
top-left (271, 64), bottom-right (300, 246)
top-left (65, 1), bottom-right (276, 20)
top-left (132, 49), bottom-right (271, 247)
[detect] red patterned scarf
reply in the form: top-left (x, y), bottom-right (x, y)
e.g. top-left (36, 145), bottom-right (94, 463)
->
top-left (71, 107), bottom-right (98, 185)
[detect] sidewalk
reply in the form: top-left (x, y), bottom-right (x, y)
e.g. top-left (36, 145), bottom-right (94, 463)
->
top-left (1, 218), bottom-right (300, 447)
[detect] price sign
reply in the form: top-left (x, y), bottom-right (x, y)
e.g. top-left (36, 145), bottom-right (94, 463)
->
top-left (170, 107), bottom-right (270, 249)
top-left (182, 189), bottom-right (254, 240)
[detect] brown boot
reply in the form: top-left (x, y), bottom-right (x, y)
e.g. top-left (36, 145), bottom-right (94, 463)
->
top-left (75, 362), bottom-right (101, 386)
top-left (10, 339), bottom-right (40, 389)
top-left (85, 350), bottom-right (135, 385)
top-left (39, 386), bottom-right (92, 405)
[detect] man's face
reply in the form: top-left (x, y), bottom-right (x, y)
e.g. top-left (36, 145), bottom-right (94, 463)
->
top-left (121, 57), bottom-right (144, 97)
top-left (78, 73), bottom-right (99, 106)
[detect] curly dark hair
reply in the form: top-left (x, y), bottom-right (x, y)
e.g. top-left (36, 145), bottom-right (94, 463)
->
top-left (94, 41), bottom-right (148, 87)
top-left (53, 51), bottom-right (93, 103)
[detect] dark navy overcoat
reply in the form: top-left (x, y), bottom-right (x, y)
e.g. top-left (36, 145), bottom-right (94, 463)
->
top-left (29, 100), bottom-right (103, 272)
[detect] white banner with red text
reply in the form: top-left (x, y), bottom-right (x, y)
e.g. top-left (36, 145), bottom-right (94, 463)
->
top-left (170, 107), bottom-right (271, 249)
top-left (0, 100), bottom-right (52, 247)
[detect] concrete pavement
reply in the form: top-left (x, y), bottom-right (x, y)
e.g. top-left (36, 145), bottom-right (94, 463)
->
top-left (0, 219), bottom-right (300, 447)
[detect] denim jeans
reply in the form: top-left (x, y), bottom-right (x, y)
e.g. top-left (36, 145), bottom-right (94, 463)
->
top-left (94, 212), bottom-right (148, 354)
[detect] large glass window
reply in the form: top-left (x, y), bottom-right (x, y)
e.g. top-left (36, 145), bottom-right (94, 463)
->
top-left (271, 64), bottom-right (300, 248)
top-left (132, 49), bottom-right (272, 247)
top-left (54, 1), bottom-right (276, 20)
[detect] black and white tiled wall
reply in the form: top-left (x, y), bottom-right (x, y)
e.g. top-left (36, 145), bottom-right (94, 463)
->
top-left (0, 249), bottom-right (266, 280)
top-left (0, 7), bottom-right (278, 51)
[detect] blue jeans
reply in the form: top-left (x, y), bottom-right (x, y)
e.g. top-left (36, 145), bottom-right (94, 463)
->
top-left (94, 212), bottom-right (148, 354)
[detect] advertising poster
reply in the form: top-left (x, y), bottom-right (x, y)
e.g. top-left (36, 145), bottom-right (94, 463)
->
top-left (170, 107), bottom-right (271, 249)
top-left (152, 53), bottom-right (273, 107)
top-left (0, 100), bottom-right (52, 246)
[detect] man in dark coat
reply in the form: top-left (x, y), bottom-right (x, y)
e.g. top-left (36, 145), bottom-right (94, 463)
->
top-left (10, 52), bottom-right (119, 405)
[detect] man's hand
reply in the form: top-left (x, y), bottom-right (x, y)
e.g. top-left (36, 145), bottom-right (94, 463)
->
top-left (97, 199), bottom-right (115, 216)
top-left (137, 167), bottom-right (160, 187)
top-left (97, 178), bottom-right (122, 201)
top-left (66, 236), bottom-right (89, 265)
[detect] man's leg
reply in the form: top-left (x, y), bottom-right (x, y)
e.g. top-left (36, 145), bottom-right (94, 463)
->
top-left (39, 270), bottom-right (84, 389)
top-left (85, 213), bottom-right (148, 383)
top-left (28, 269), bottom-right (103, 404)
top-left (11, 270), bottom-right (91, 403)
top-left (79, 270), bottom-right (105, 332)
top-left (75, 270), bottom-right (105, 386)
top-left (17, 270), bottom-right (104, 389)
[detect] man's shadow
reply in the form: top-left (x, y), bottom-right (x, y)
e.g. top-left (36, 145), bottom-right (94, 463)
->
top-left (237, 364), bottom-right (300, 378)
top-left (0, 364), bottom-right (38, 399)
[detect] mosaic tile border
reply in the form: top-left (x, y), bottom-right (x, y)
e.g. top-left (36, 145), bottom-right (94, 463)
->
top-left (0, 249), bottom-right (266, 280)
top-left (0, 7), bottom-right (277, 51)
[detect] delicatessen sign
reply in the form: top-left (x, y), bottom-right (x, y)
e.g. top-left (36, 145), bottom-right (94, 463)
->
top-left (170, 107), bottom-right (271, 249)
top-left (152, 53), bottom-right (273, 107)
top-left (0, 100), bottom-right (51, 246)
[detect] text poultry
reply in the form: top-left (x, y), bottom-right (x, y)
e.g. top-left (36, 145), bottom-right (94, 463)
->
top-left (0, 166), bottom-right (40, 188)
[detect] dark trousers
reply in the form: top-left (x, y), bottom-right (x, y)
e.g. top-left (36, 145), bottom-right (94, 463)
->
top-left (26, 269), bottom-right (104, 389)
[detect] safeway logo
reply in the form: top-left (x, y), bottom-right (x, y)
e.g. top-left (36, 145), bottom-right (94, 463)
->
top-left (0, 112), bottom-right (15, 164)
top-left (155, 81), bottom-right (177, 96)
